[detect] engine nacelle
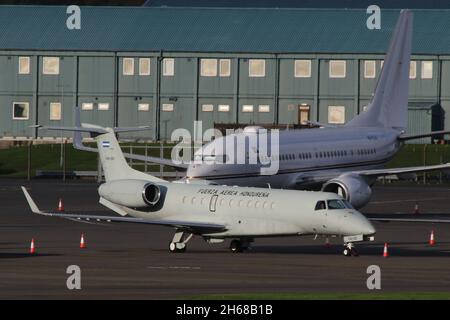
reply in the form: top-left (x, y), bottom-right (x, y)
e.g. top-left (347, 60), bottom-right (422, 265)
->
top-left (99, 179), bottom-right (162, 208)
top-left (321, 174), bottom-right (372, 209)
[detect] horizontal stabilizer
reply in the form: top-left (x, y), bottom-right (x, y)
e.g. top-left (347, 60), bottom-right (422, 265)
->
top-left (398, 130), bottom-right (450, 141)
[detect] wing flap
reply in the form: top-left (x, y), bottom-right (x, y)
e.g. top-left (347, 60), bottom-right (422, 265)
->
top-left (355, 163), bottom-right (450, 177)
top-left (366, 213), bottom-right (450, 223)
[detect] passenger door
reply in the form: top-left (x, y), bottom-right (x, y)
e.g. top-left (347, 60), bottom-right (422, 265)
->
top-left (209, 195), bottom-right (218, 213)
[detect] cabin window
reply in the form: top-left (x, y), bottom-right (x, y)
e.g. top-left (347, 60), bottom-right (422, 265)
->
top-left (314, 201), bottom-right (326, 211)
top-left (327, 199), bottom-right (346, 210)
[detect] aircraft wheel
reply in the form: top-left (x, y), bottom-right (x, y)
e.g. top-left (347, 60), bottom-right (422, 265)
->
top-left (169, 242), bottom-right (186, 253)
top-left (230, 240), bottom-right (243, 253)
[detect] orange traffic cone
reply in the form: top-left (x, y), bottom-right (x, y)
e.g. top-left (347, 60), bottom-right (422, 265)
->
top-left (383, 243), bottom-right (389, 257)
top-left (80, 233), bottom-right (86, 249)
top-left (57, 198), bottom-right (65, 212)
top-left (414, 202), bottom-right (419, 214)
top-left (325, 237), bottom-right (331, 248)
top-left (429, 230), bottom-right (436, 246)
top-left (30, 238), bottom-right (36, 254)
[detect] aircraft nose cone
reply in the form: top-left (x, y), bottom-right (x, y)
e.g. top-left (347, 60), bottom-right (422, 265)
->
top-left (360, 218), bottom-right (376, 235)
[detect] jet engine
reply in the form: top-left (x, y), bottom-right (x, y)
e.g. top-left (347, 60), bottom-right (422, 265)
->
top-left (99, 179), bottom-right (162, 208)
top-left (321, 174), bottom-right (372, 209)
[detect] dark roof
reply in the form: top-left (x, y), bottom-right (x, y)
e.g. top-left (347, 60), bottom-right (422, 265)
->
top-left (144, 0), bottom-right (450, 9)
top-left (0, 6), bottom-right (449, 54)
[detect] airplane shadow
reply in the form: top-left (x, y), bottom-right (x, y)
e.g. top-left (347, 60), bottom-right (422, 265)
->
top-left (0, 253), bottom-right (62, 259)
top-left (246, 245), bottom-right (450, 257)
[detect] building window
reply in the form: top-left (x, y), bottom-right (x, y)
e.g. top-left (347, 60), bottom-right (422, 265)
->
top-left (242, 105), bottom-right (254, 112)
top-left (42, 57), bottom-right (60, 75)
top-left (421, 61), bottom-right (433, 79)
top-left (258, 105), bottom-right (270, 113)
top-left (200, 59), bottom-right (217, 77)
top-left (123, 58), bottom-right (134, 76)
top-left (219, 59), bottom-right (231, 77)
top-left (409, 61), bottom-right (417, 79)
top-left (98, 103), bottom-right (110, 111)
top-left (18, 57), bottom-right (30, 75)
top-left (163, 58), bottom-right (175, 76)
top-left (364, 60), bottom-right (376, 78)
top-left (202, 104), bottom-right (214, 112)
top-left (249, 59), bottom-right (265, 77)
top-left (162, 103), bottom-right (174, 112)
top-left (12, 102), bottom-right (29, 120)
top-left (294, 60), bottom-right (311, 78)
top-left (49, 102), bottom-right (62, 120)
top-left (81, 103), bottom-right (93, 111)
top-left (139, 58), bottom-right (151, 76)
top-left (138, 103), bottom-right (150, 111)
top-left (218, 104), bottom-right (230, 112)
top-left (328, 106), bottom-right (346, 124)
top-left (329, 60), bottom-right (346, 78)
top-left (380, 60), bottom-right (384, 70)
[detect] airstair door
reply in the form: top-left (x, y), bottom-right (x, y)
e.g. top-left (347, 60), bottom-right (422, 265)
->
top-left (209, 195), bottom-right (218, 213)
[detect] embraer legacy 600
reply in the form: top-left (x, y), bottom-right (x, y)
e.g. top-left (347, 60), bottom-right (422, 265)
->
top-left (73, 10), bottom-right (450, 210)
top-left (22, 124), bottom-right (376, 256)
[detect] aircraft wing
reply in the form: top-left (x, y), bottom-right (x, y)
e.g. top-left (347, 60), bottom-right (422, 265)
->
top-left (21, 187), bottom-right (226, 233)
top-left (353, 163), bottom-right (450, 177)
top-left (365, 213), bottom-right (450, 223)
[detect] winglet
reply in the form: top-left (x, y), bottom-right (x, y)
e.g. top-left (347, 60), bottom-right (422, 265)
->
top-left (21, 186), bottom-right (45, 215)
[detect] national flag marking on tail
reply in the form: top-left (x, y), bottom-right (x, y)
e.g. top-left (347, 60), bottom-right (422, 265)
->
top-left (102, 141), bottom-right (110, 148)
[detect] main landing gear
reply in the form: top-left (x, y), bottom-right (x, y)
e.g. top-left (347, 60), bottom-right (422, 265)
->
top-left (229, 238), bottom-right (253, 253)
top-left (343, 242), bottom-right (359, 257)
top-left (169, 230), bottom-right (193, 253)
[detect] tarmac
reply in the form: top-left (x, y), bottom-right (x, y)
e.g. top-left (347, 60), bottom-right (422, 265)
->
top-left (1, 179), bottom-right (449, 299)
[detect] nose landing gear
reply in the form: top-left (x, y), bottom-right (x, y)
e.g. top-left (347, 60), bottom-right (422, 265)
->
top-left (343, 242), bottom-right (359, 257)
top-left (229, 238), bottom-right (253, 253)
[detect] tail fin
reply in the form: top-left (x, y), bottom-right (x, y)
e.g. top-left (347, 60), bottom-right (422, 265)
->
top-left (39, 122), bottom-right (164, 183)
top-left (347, 9), bottom-right (413, 129)
top-left (93, 128), bottom-right (164, 182)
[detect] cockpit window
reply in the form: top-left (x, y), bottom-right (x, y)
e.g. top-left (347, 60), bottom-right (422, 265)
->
top-left (314, 201), bottom-right (326, 210)
top-left (327, 199), bottom-right (346, 210)
top-left (343, 200), bottom-right (354, 209)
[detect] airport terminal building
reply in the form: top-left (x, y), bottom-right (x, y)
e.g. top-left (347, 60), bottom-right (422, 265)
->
top-left (1, 4), bottom-right (450, 142)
